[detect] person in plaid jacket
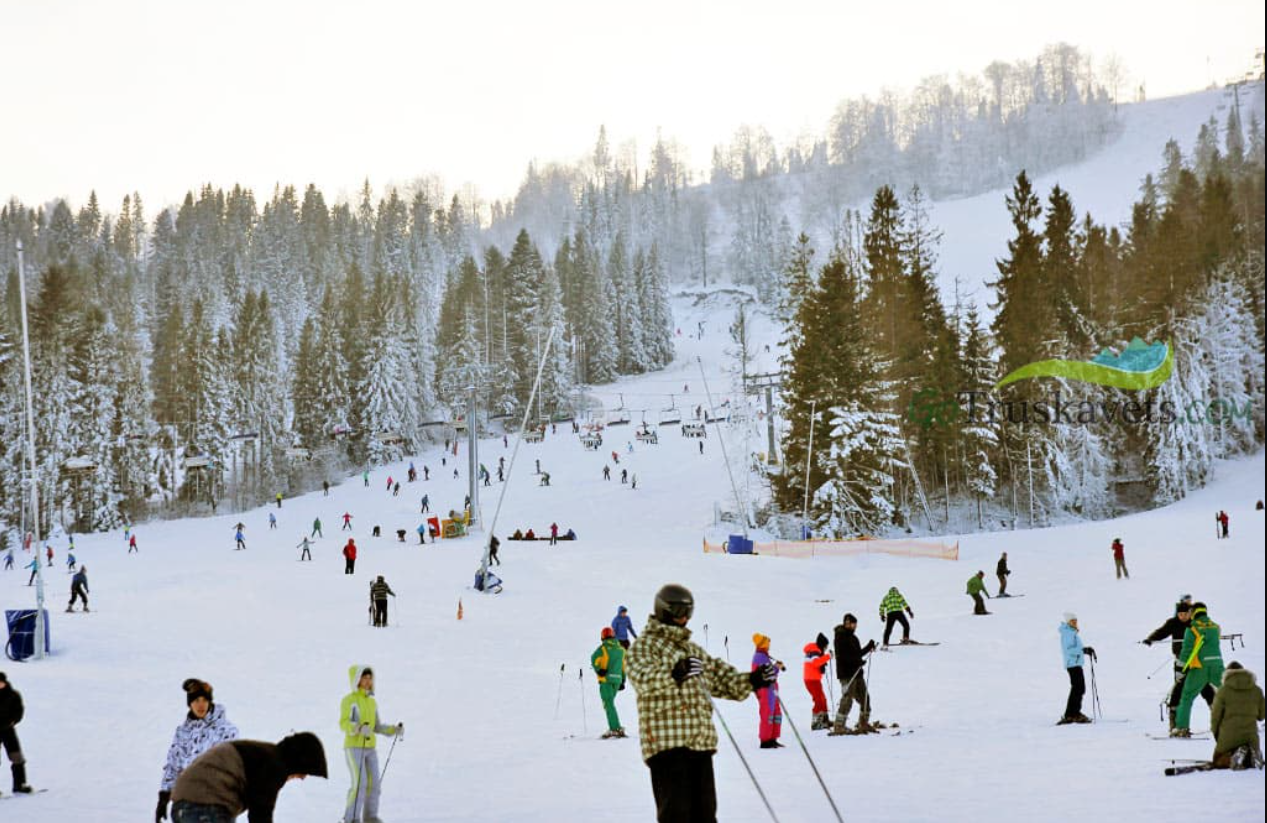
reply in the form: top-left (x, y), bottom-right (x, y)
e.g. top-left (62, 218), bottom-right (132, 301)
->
top-left (878, 587), bottom-right (914, 646)
top-left (627, 584), bottom-right (776, 823)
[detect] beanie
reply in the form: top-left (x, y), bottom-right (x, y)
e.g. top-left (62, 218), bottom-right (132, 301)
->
top-left (183, 678), bottom-right (213, 706)
top-left (842, 613), bottom-right (858, 625)
top-left (752, 633), bottom-right (770, 651)
top-left (1062, 612), bottom-right (1077, 624)
top-left (276, 732), bottom-right (328, 778)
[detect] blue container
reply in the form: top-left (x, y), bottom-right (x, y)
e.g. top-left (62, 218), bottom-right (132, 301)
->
top-left (5, 609), bottom-right (51, 661)
top-left (727, 534), bottom-right (754, 555)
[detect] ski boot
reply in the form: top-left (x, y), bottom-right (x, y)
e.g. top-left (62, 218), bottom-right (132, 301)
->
top-left (12, 763), bottom-right (32, 793)
top-left (600, 729), bottom-right (618, 739)
top-left (1071, 713), bottom-right (1092, 724)
top-left (759, 739), bottom-right (784, 748)
top-left (613, 728), bottom-right (627, 738)
top-left (1170, 727), bottom-right (1192, 738)
top-left (827, 716), bottom-right (851, 736)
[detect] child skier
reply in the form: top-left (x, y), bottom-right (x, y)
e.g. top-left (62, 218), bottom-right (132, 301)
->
top-left (591, 627), bottom-right (627, 739)
top-left (339, 666), bottom-right (401, 823)
top-left (803, 633), bottom-right (832, 729)
top-left (751, 634), bottom-right (785, 748)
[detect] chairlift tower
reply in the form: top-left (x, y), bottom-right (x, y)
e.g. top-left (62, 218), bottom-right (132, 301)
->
top-left (16, 240), bottom-right (47, 660)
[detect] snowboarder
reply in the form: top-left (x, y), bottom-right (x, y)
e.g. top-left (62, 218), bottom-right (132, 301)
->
top-left (603, 465), bottom-right (611, 481)
top-left (1143, 595), bottom-right (1213, 730)
top-left (312, 517), bottom-right (323, 538)
top-left (68, 565), bottom-right (89, 612)
top-left (625, 584), bottom-right (776, 821)
top-left (339, 666), bottom-right (402, 823)
top-left (591, 627), bottom-right (627, 739)
top-left (156, 678), bottom-right (240, 821)
top-left (342, 512), bottom-right (354, 531)
top-left (323, 480), bottom-right (330, 496)
top-left (996, 552), bottom-right (1011, 596)
top-left (234, 527), bottom-right (246, 551)
top-left (1210, 661), bottom-right (1265, 769)
top-left (751, 634), bottom-right (785, 748)
top-left (488, 535), bottom-right (500, 566)
top-left (128, 533), bottom-right (139, 553)
top-left (1218, 510), bottom-right (1230, 538)
top-left (1174, 603), bottom-right (1224, 737)
top-left (343, 539), bottom-right (357, 575)
top-left (297, 537), bottom-right (313, 561)
top-left (803, 633), bottom-right (832, 730)
top-left (370, 576), bottom-right (396, 627)
top-left (549, 523), bottom-right (559, 545)
top-left (420, 494), bottom-right (430, 513)
top-left (0, 672), bottom-right (34, 794)
top-left (170, 732), bottom-right (327, 821)
top-left (611, 606), bottom-right (637, 650)
top-left (829, 613), bottom-right (878, 735)
top-left (878, 586), bottom-right (914, 645)
top-left (1057, 613), bottom-right (1095, 724)
top-left (268, 512), bottom-right (277, 530)
top-left (966, 570), bottom-right (991, 614)
top-left (275, 492), bottom-right (283, 508)
top-left (1111, 537), bottom-right (1129, 579)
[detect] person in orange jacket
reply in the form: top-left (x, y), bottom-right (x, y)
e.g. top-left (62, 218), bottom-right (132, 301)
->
top-left (803, 633), bottom-right (832, 730)
top-left (343, 539), bottom-right (357, 575)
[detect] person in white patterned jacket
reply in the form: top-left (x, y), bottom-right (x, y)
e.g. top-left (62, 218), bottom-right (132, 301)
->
top-left (155, 678), bottom-right (239, 822)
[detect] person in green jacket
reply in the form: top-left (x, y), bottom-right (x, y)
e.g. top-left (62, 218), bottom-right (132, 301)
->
top-left (1174, 603), bottom-right (1224, 737)
top-left (591, 627), bottom-right (627, 739)
top-left (966, 571), bottom-right (991, 615)
top-left (1211, 661), bottom-right (1265, 769)
top-left (339, 665), bottom-right (401, 823)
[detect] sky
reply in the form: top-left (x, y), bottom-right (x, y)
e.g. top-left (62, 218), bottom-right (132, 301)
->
top-left (1, 0), bottom-right (1262, 214)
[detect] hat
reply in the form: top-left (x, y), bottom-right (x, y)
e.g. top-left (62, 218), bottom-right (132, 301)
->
top-left (276, 732), bottom-right (328, 778)
top-left (752, 633), bottom-right (771, 651)
top-left (842, 613), bottom-right (858, 624)
top-left (617, 605), bottom-right (627, 613)
top-left (183, 678), bottom-right (213, 706)
top-left (1178, 593), bottom-right (1192, 602)
top-left (601, 627), bottom-right (615, 640)
top-left (1062, 612), bottom-right (1077, 623)
top-left (1227, 660), bottom-right (1244, 671)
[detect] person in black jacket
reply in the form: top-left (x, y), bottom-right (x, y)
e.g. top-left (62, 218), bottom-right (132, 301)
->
top-left (170, 732), bottom-right (327, 822)
top-left (1143, 595), bottom-right (1214, 730)
top-left (369, 576), bottom-right (396, 628)
top-left (829, 614), bottom-right (878, 735)
top-left (0, 672), bottom-right (33, 794)
top-left (996, 552), bottom-right (1011, 597)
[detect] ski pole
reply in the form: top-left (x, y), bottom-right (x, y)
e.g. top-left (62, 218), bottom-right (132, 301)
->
top-left (1145, 658), bottom-right (1171, 679)
top-left (724, 635), bottom-right (730, 662)
top-left (1089, 657), bottom-right (1103, 720)
top-left (380, 728), bottom-right (402, 784)
top-left (705, 692), bottom-right (779, 822)
top-left (553, 663), bottom-right (565, 720)
top-left (579, 668), bottom-right (588, 733)
top-left (777, 695), bottom-right (843, 823)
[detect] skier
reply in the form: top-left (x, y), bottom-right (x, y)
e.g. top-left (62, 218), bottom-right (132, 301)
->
top-left (423, 465), bottom-right (429, 481)
top-left (627, 441), bottom-right (634, 454)
top-left (539, 472), bottom-right (551, 487)
top-left (386, 476), bottom-right (393, 492)
top-left (339, 665), bottom-right (401, 823)
top-left (611, 451), bottom-right (619, 464)
top-left (362, 469), bottom-right (369, 487)
top-left (878, 586), bottom-right (914, 645)
top-left (68, 565), bottom-right (89, 612)
top-left (829, 613), bottom-right (878, 735)
top-left (966, 570), bottom-right (991, 614)
top-left (312, 517), bottom-right (323, 538)
top-left (370, 576), bottom-right (396, 627)
top-left (453, 468), bottom-right (459, 480)
top-left (343, 539), bottom-right (357, 575)
top-left (45, 544), bottom-right (52, 567)
top-left (1057, 613), bottom-right (1095, 724)
top-left (488, 535), bottom-right (500, 566)
top-left (416, 523), bottom-right (427, 545)
top-left (234, 527), bottom-right (246, 551)
top-left (631, 474), bottom-right (638, 490)
top-left (0, 672), bottom-right (34, 794)
top-left (156, 678), bottom-right (240, 821)
top-left (625, 584), bottom-right (776, 822)
top-left (621, 468), bottom-right (628, 484)
top-left (342, 512), bottom-right (354, 531)
top-left (1218, 510), bottom-right (1230, 539)
top-left (603, 465), bottom-right (611, 481)
top-left (497, 466), bottom-right (504, 482)
top-left (1111, 537), bottom-right (1129, 579)
top-left (1143, 595), bottom-right (1213, 731)
top-left (392, 482), bottom-right (400, 497)
top-left (420, 494), bottom-right (430, 513)
top-left (323, 480), bottom-right (330, 496)
top-left (1210, 661), bottom-right (1265, 769)
top-left (3, 549), bottom-right (12, 571)
top-left (996, 552), bottom-right (1011, 596)
top-left (24, 555), bottom-right (39, 586)
top-left (550, 523), bottom-right (559, 546)
top-left (751, 634), bottom-right (786, 748)
top-left (268, 512), bottom-right (277, 530)
top-left (129, 533), bottom-right (139, 553)
top-left (1174, 603), bottom-right (1225, 738)
top-left (611, 606), bottom-right (637, 650)
top-left (698, 440), bottom-right (704, 455)
top-left (802, 633), bottom-right (832, 730)
top-left (297, 537), bottom-right (313, 561)
top-left (169, 732), bottom-right (327, 820)
top-left (591, 627), bottom-right (627, 739)
top-left (66, 550), bottom-right (76, 572)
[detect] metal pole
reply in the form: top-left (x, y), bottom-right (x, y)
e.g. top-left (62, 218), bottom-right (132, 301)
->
top-left (801, 400), bottom-right (816, 540)
top-left (16, 240), bottom-right (47, 660)
top-left (697, 357), bottom-right (748, 539)
top-left (467, 385), bottom-right (478, 529)
top-left (764, 386), bottom-right (777, 465)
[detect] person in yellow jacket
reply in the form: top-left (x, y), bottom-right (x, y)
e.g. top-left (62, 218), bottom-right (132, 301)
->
top-left (339, 666), bottom-right (401, 823)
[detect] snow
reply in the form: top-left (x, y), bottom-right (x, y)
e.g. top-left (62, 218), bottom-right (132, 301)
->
top-left (3, 313), bottom-right (1263, 821)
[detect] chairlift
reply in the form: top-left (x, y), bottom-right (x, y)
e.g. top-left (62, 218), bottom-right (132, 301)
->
top-left (62, 457), bottom-right (98, 475)
top-left (229, 431), bottom-right (260, 442)
top-left (183, 455), bottom-right (212, 470)
top-left (376, 431), bottom-right (405, 446)
top-left (659, 394), bottom-right (682, 426)
top-left (606, 393), bottom-right (631, 427)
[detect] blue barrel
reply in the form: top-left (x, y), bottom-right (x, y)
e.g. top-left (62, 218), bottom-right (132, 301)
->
top-left (5, 609), bottom-right (51, 661)
top-left (727, 534), bottom-right (754, 555)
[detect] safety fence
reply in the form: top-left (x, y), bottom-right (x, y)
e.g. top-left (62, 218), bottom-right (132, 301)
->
top-left (703, 537), bottom-right (959, 561)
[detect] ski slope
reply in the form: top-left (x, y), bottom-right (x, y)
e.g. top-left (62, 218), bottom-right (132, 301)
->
top-left (2, 312), bottom-right (1263, 822)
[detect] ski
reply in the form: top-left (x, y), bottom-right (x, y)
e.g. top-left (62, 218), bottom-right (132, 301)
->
top-left (995, 593), bottom-right (1026, 598)
top-left (897, 640), bottom-right (940, 646)
top-left (1165, 763), bottom-right (1214, 776)
top-left (0, 789), bottom-right (49, 799)
top-left (1148, 733), bottom-right (1209, 740)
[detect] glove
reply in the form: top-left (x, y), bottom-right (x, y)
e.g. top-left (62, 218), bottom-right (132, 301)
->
top-left (395, 722), bottom-right (404, 736)
top-left (156, 791), bottom-right (171, 822)
top-left (748, 663), bottom-right (777, 690)
top-left (596, 668), bottom-right (608, 677)
top-left (1143, 639), bottom-right (1153, 646)
top-left (356, 723), bottom-right (373, 736)
top-left (1084, 647), bottom-right (1097, 660)
top-left (863, 640), bottom-right (877, 655)
top-left (671, 657), bottom-right (705, 683)
top-left (907, 609), bottom-right (915, 618)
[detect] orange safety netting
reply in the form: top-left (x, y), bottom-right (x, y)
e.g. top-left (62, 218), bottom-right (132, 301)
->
top-left (703, 537), bottom-right (959, 561)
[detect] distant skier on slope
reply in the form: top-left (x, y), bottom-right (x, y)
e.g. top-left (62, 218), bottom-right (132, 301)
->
top-left (966, 570), bottom-right (990, 615)
top-left (996, 552), bottom-right (1011, 596)
top-left (369, 576), bottom-right (396, 627)
top-left (67, 566), bottom-right (89, 612)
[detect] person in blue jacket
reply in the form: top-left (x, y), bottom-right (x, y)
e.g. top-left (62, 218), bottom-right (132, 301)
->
top-left (1058, 612), bottom-right (1096, 725)
top-left (611, 606), bottom-right (637, 650)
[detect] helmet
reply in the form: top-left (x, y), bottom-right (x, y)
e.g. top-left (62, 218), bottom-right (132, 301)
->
top-left (654, 583), bottom-right (694, 624)
top-left (601, 627), bottom-right (615, 640)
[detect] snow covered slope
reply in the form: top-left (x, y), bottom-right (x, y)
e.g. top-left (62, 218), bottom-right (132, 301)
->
top-left (3, 343), bottom-right (1262, 821)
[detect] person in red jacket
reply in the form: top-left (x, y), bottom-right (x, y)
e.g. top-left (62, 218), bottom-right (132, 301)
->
top-left (1111, 538), bottom-right (1128, 579)
top-left (803, 633), bottom-right (832, 730)
top-left (343, 539), bottom-right (357, 575)
top-left (342, 512), bottom-right (354, 531)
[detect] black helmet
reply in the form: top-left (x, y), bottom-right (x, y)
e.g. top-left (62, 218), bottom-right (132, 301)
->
top-left (654, 584), bottom-right (694, 624)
